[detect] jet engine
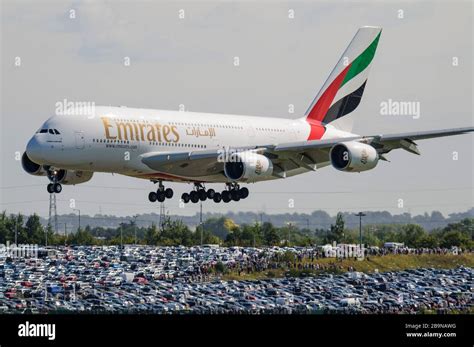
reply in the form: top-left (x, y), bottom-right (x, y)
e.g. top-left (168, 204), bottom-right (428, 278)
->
top-left (48, 169), bottom-right (94, 185)
top-left (330, 142), bottom-right (379, 172)
top-left (21, 152), bottom-right (47, 176)
top-left (224, 151), bottom-right (273, 182)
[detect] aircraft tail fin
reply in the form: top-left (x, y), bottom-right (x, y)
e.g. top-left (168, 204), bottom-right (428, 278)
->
top-left (302, 26), bottom-right (382, 132)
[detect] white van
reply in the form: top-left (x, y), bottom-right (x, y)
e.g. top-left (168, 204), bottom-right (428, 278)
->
top-left (340, 298), bottom-right (361, 307)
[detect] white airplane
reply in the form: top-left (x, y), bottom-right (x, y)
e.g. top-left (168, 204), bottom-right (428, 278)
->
top-left (23, 27), bottom-right (473, 204)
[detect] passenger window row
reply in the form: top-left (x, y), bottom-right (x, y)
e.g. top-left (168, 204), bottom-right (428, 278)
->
top-left (93, 139), bottom-right (130, 144)
top-left (170, 121), bottom-right (243, 130)
top-left (256, 127), bottom-right (284, 132)
top-left (113, 118), bottom-right (244, 130)
top-left (92, 138), bottom-right (207, 149)
top-left (148, 142), bottom-right (206, 149)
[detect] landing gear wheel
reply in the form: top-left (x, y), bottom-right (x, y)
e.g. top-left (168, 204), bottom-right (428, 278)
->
top-left (53, 183), bottom-right (62, 194)
top-left (198, 189), bottom-right (207, 201)
top-left (239, 187), bottom-right (249, 199)
top-left (148, 192), bottom-right (158, 202)
top-left (206, 189), bottom-right (215, 199)
top-left (213, 192), bottom-right (222, 203)
top-left (190, 191), bottom-right (199, 203)
top-left (231, 190), bottom-right (240, 201)
top-left (222, 191), bottom-right (231, 203)
top-left (157, 191), bottom-right (166, 202)
top-left (47, 183), bottom-right (54, 194)
top-left (181, 193), bottom-right (190, 203)
top-left (165, 188), bottom-right (174, 199)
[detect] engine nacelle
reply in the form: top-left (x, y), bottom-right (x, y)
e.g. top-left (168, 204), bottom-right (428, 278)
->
top-left (224, 151), bottom-right (273, 182)
top-left (21, 152), bottom-right (47, 176)
top-left (330, 142), bottom-right (379, 172)
top-left (49, 169), bottom-right (94, 185)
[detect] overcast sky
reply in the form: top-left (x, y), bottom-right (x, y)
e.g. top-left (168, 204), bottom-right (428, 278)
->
top-left (1, 0), bottom-right (472, 219)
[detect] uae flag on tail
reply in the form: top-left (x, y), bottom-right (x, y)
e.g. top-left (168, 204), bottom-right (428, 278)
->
top-left (304, 27), bottom-right (382, 129)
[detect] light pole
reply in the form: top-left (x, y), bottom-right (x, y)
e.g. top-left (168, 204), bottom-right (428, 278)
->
top-left (199, 202), bottom-right (203, 245)
top-left (253, 222), bottom-right (257, 248)
top-left (73, 209), bottom-right (81, 231)
top-left (355, 212), bottom-right (366, 249)
top-left (133, 215), bottom-right (138, 245)
top-left (286, 222), bottom-right (293, 246)
top-left (120, 223), bottom-right (123, 248)
top-left (14, 217), bottom-right (18, 245)
top-left (369, 226), bottom-right (378, 247)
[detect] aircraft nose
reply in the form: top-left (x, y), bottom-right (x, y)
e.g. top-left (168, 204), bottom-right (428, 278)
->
top-left (26, 135), bottom-right (44, 163)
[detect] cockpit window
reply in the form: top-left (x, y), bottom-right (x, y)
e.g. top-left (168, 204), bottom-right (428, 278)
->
top-left (37, 128), bottom-right (60, 135)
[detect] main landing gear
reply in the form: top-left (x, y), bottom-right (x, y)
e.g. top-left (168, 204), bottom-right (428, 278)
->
top-left (181, 183), bottom-right (249, 204)
top-left (148, 181), bottom-right (174, 203)
top-left (180, 183), bottom-right (215, 204)
top-left (46, 169), bottom-right (62, 194)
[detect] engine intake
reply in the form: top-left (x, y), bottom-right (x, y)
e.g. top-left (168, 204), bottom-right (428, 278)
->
top-left (50, 170), bottom-right (94, 185)
top-left (330, 142), bottom-right (379, 172)
top-left (21, 152), bottom-right (47, 176)
top-left (224, 151), bottom-right (273, 182)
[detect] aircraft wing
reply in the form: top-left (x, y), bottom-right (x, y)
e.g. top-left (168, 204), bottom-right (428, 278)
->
top-left (141, 149), bottom-right (228, 179)
top-left (271, 127), bottom-right (474, 156)
top-left (140, 127), bottom-right (474, 179)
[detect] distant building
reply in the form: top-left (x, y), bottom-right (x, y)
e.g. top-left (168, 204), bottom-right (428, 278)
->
top-left (384, 242), bottom-right (405, 250)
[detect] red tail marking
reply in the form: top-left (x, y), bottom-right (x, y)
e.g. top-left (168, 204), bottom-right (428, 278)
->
top-left (307, 121), bottom-right (326, 140)
top-left (306, 64), bottom-right (351, 123)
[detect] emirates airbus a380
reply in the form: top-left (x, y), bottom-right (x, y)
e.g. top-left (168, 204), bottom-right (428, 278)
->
top-left (22, 27), bottom-right (473, 204)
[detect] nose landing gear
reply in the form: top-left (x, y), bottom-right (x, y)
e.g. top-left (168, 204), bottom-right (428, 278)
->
top-left (46, 169), bottom-right (62, 194)
top-left (47, 183), bottom-right (62, 194)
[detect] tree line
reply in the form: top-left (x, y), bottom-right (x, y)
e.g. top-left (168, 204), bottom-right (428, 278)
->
top-left (0, 211), bottom-right (472, 249)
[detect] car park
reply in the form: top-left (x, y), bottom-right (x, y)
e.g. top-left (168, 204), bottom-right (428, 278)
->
top-left (0, 245), bottom-right (472, 314)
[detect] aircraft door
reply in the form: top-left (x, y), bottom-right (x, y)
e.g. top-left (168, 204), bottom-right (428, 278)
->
top-left (289, 122), bottom-right (299, 140)
top-left (246, 123), bottom-right (256, 146)
top-left (75, 131), bottom-right (85, 149)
